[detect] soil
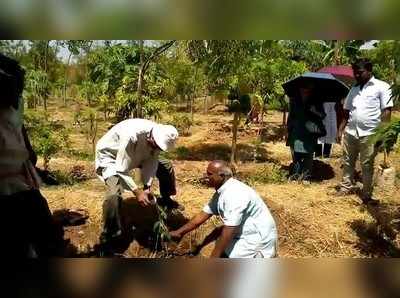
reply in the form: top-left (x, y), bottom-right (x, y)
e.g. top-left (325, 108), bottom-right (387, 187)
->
top-left (38, 100), bottom-right (400, 257)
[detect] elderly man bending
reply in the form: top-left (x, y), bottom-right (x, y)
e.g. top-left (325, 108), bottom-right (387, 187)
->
top-left (95, 119), bottom-right (180, 252)
top-left (170, 160), bottom-right (278, 258)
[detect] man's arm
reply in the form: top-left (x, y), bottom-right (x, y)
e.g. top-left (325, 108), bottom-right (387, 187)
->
top-left (210, 225), bottom-right (239, 258)
top-left (114, 136), bottom-right (151, 207)
top-left (381, 107), bottom-right (392, 123)
top-left (141, 158), bottom-right (159, 189)
top-left (21, 125), bottom-right (37, 165)
top-left (170, 211), bottom-right (212, 239)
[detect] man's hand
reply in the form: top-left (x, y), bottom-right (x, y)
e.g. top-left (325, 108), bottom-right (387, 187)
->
top-left (169, 230), bottom-right (183, 241)
top-left (134, 189), bottom-right (151, 207)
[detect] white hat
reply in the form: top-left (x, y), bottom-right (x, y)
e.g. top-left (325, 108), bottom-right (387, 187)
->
top-left (152, 124), bottom-right (179, 151)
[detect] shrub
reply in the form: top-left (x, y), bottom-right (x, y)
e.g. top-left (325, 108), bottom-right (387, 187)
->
top-left (169, 113), bottom-right (193, 136)
top-left (24, 110), bottom-right (69, 170)
top-left (243, 163), bottom-right (288, 186)
top-left (160, 146), bottom-right (190, 160)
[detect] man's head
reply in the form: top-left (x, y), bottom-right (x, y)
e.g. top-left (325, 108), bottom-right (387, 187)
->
top-left (147, 124), bottom-right (179, 152)
top-left (298, 80), bottom-right (315, 100)
top-left (0, 53), bottom-right (25, 109)
top-left (351, 58), bottom-right (373, 86)
top-left (205, 160), bottom-right (233, 189)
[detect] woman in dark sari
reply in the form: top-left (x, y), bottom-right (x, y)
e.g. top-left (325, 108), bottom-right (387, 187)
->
top-left (286, 81), bottom-right (326, 182)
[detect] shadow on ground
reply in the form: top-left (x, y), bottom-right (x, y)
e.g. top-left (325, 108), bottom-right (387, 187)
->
top-left (350, 202), bottom-right (400, 257)
top-left (280, 159), bottom-right (335, 182)
top-left (121, 198), bottom-right (189, 254)
top-left (259, 125), bottom-right (286, 143)
top-left (52, 209), bottom-right (90, 257)
top-left (311, 160), bottom-right (336, 181)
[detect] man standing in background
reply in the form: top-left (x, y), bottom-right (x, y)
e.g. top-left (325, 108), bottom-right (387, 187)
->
top-left (333, 58), bottom-right (393, 205)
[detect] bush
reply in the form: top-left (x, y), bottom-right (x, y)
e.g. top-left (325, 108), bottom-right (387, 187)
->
top-left (67, 149), bottom-right (95, 161)
top-left (24, 110), bottom-right (70, 170)
top-left (160, 146), bottom-right (190, 160)
top-left (49, 165), bottom-right (90, 186)
top-left (243, 163), bottom-right (288, 186)
top-left (267, 96), bottom-right (287, 112)
top-left (169, 113), bottom-right (193, 136)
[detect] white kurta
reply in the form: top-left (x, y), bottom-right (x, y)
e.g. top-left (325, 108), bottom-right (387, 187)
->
top-left (318, 102), bottom-right (337, 144)
top-left (95, 119), bottom-right (161, 192)
top-left (203, 178), bottom-right (278, 258)
top-left (344, 76), bottom-right (393, 138)
top-left (0, 97), bottom-right (40, 196)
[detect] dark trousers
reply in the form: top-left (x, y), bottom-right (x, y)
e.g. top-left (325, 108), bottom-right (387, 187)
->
top-left (291, 150), bottom-right (313, 181)
top-left (0, 189), bottom-right (62, 257)
top-left (315, 143), bottom-right (332, 158)
top-left (101, 159), bottom-right (176, 242)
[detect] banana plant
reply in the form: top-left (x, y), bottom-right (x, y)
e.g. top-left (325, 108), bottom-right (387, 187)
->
top-left (370, 118), bottom-right (400, 168)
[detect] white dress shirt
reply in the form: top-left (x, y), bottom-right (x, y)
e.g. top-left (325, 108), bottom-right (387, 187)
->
top-left (203, 178), bottom-right (278, 258)
top-left (95, 119), bottom-right (161, 192)
top-left (0, 97), bottom-right (40, 196)
top-left (344, 76), bottom-right (393, 138)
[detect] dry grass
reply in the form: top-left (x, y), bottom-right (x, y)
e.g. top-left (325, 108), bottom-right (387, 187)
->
top-left (39, 104), bottom-right (400, 258)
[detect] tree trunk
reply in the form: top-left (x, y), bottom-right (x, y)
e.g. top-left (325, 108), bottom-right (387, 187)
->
top-left (63, 52), bottom-right (72, 107)
top-left (186, 94), bottom-right (190, 112)
top-left (136, 40), bottom-right (144, 118)
top-left (92, 122), bottom-right (98, 156)
top-left (43, 41), bottom-right (49, 112)
top-left (85, 41), bottom-right (93, 106)
top-left (383, 148), bottom-right (388, 168)
top-left (190, 95), bottom-right (194, 122)
top-left (231, 112), bottom-right (240, 164)
top-left (334, 40), bottom-right (342, 65)
top-left (282, 110), bottom-right (287, 126)
top-left (43, 96), bottom-right (47, 112)
top-left (44, 41), bottom-right (49, 73)
top-left (260, 97), bottom-right (267, 127)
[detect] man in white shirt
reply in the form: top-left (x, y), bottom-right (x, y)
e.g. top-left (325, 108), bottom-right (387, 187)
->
top-left (95, 119), bottom-right (179, 248)
top-left (334, 58), bottom-right (393, 205)
top-left (0, 53), bottom-right (63, 257)
top-left (169, 160), bottom-right (277, 258)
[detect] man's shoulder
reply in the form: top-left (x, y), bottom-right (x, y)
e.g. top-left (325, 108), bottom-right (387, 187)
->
top-left (113, 119), bottom-right (155, 135)
top-left (219, 178), bottom-right (254, 198)
top-left (116, 118), bottom-right (154, 126)
top-left (372, 77), bottom-right (391, 89)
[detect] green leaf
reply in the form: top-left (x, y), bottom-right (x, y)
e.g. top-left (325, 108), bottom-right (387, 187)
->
top-left (153, 221), bottom-right (161, 232)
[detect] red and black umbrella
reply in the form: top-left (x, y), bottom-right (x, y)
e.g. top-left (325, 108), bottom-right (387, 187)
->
top-left (318, 65), bottom-right (355, 87)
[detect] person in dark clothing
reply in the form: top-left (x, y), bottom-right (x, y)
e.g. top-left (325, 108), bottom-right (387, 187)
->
top-left (0, 53), bottom-right (63, 257)
top-left (286, 81), bottom-right (326, 182)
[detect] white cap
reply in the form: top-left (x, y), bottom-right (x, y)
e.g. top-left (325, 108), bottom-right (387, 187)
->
top-left (152, 124), bottom-right (179, 151)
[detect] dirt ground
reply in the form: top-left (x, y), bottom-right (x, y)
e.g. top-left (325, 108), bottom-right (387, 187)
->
top-left (39, 100), bottom-right (400, 258)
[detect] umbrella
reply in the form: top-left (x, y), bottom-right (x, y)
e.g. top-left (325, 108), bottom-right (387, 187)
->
top-left (282, 72), bottom-right (350, 101)
top-left (318, 65), bottom-right (355, 87)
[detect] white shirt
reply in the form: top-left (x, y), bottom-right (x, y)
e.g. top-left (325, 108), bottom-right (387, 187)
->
top-left (203, 178), bottom-right (278, 258)
top-left (95, 119), bottom-right (161, 192)
top-left (344, 76), bottom-right (393, 137)
top-left (0, 97), bottom-right (39, 196)
top-left (318, 102), bottom-right (337, 144)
